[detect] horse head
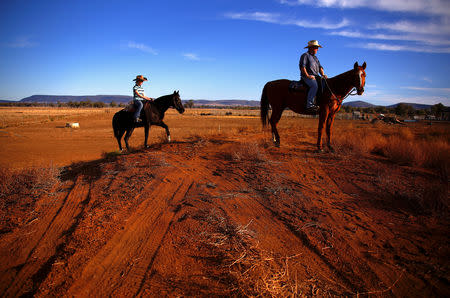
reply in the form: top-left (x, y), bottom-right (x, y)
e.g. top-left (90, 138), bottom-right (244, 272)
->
top-left (353, 62), bottom-right (367, 95)
top-left (171, 90), bottom-right (185, 114)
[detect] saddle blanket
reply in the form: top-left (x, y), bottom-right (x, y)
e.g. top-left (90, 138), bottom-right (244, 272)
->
top-left (289, 80), bottom-right (304, 90)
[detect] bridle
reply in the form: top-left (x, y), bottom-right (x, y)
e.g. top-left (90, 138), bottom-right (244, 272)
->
top-left (322, 68), bottom-right (364, 104)
top-left (323, 78), bottom-right (357, 103)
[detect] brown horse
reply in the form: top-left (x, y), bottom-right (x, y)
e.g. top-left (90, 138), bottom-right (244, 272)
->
top-left (261, 62), bottom-right (366, 151)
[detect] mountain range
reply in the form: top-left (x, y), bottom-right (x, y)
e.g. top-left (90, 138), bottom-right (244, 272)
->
top-left (0, 95), bottom-right (444, 110)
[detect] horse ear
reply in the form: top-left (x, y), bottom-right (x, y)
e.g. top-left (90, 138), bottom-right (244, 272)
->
top-left (354, 62), bottom-right (358, 70)
top-left (362, 62), bottom-right (366, 70)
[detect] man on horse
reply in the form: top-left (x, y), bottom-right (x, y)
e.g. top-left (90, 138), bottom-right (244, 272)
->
top-left (132, 75), bottom-right (153, 123)
top-left (299, 40), bottom-right (327, 113)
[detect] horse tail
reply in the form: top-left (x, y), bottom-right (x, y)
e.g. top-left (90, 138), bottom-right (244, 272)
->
top-left (260, 83), bottom-right (270, 127)
top-left (112, 112), bottom-right (121, 139)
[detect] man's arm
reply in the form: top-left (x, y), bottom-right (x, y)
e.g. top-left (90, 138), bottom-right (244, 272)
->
top-left (301, 66), bottom-right (315, 80)
top-left (319, 67), bottom-right (327, 79)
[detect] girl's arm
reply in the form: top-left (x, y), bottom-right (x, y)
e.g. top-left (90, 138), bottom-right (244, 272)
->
top-left (134, 90), bottom-right (152, 100)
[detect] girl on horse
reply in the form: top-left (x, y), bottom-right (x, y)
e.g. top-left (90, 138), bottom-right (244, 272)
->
top-left (132, 75), bottom-right (153, 123)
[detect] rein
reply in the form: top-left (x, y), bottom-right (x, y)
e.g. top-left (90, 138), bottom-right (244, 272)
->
top-left (322, 77), bottom-right (358, 104)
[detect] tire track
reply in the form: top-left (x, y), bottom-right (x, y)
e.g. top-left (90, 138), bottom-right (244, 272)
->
top-left (2, 177), bottom-right (90, 297)
top-left (67, 172), bottom-right (193, 297)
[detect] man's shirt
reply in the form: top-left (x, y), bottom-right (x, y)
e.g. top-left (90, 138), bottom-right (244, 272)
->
top-left (299, 52), bottom-right (322, 78)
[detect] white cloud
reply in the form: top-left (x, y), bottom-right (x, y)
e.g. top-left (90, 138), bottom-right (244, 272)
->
top-left (279, 0), bottom-right (450, 16)
top-left (182, 53), bottom-right (201, 61)
top-left (401, 86), bottom-right (450, 92)
top-left (372, 20), bottom-right (450, 35)
top-left (6, 37), bottom-right (37, 48)
top-left (226, 12), bottom-right (281, 23)
top-left (358, 42), bottom-right (450, 53)
top-left (225, 11), bottom-right (349, 29)
top-left (127, 41), bottom-right (158, 55)
top-left (329, 30), bottom-right (450, 46)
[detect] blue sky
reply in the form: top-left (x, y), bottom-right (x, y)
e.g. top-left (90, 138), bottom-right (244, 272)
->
top-left (1, 0), bottom-right (449, 105)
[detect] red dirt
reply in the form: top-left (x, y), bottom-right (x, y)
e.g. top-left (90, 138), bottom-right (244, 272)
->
top-left (0, 129), bottom-right (448, 296)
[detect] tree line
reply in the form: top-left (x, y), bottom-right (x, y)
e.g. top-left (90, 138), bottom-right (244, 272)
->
top-left (340, 103), bottom-right (446, 117)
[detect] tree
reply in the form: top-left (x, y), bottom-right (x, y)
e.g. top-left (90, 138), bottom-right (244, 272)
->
top-left (431, 103), bottom-right (445, 118)
top-left (184, 100), bottom-right (194, 108)
top-left (110, 101), bottom-right (117, 107)
top-left (395, 103), bottom-right (414, 116)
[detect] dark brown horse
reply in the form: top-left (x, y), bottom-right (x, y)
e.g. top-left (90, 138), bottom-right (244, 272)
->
top-left (112, 91), bottom-right (185, 151)
top-left (261, 62), bottom-right (366, 151)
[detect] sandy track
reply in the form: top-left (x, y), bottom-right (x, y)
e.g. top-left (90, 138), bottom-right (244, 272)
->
top-left (0, 137), bottom-right (448, 296)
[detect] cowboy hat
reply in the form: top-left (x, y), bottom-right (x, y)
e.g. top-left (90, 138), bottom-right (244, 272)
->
top-left (304, 40), bottom-right (323, 48)
top-left (133, 75), bottom-right (148, 81)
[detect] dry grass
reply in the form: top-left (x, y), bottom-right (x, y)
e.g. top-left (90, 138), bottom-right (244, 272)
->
top-left (0, 107), bottom-right (120, 128)
top-left (0, 165), bottom-right (60, 199)
top-left (334, 123), bottom-right (450, 179)
top-left (197, 209), bottom-right (317, 297)
top-left (0, 165), bottom-right (61, 233)
top-left (223, 142), bottom-right (268, 163)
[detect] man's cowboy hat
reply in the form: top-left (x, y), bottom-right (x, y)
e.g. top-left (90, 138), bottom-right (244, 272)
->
top-left (304, 40), bottom-right (323, 48)
top-left (133, 75), bottom-right (148, 81)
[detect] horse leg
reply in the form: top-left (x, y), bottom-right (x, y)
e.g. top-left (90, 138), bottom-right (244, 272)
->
top-left (270, 107), bottom-right (283, 147)
top-left (116, 129), bottom-right (126, 152)
top-left (124, 128), bottom-right (135, 151)
top-left (159, 121), bottom-right (171, 142)
top-left (144, 124), bottom-right (150, 148)
top-left (326, 113), bottom-right (336, 152)
top-left (316, 108), bottom-right (329, 152)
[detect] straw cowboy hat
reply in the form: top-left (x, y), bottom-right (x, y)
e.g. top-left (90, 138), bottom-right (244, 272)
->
top-left (133, 75), bottom-right (148, 81)
top-left (304, 40), bottom-right (323, 48)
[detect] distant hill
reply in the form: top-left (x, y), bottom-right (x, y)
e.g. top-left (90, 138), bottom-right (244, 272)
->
top-left (343, 101), bottom-right (436, 110)
top-left (20, 95), bottom-right (132, 103)
top-left (386, 102), bottom-right (433, 110)
top-left (17, 95), bottom-right (260, 107)
top-left (2, 95), bottom-right (444, 110)
top-left (342, 101), bottom-right (376, 108)
top-left (191, 99), bottom-right (259, 107)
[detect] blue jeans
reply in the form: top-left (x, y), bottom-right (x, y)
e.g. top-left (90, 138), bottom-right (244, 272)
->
top-left (133, 99), bottom-right (143, 120)
top-left (302, 76), bottom-right (318, 108)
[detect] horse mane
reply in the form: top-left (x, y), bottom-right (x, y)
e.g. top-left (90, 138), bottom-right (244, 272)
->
top-left (153, 94), bottom-right (173, 104)
top-left (329, 68), bottom-right (354, 81)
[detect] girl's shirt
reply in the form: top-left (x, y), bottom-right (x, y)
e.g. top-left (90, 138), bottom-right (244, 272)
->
top-left (133, 84), bottom-right (145, 101)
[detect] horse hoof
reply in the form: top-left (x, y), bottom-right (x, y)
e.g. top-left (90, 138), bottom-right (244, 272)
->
top-left (328, 147), bottom-right (335, 153)
top-left (274, 142), bottom-right (280, 148)
top-left (315, 148), bottom-right (324, 153)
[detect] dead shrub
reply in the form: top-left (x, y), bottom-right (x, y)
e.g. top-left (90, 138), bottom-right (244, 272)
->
top-left (0, 165), bottom-right (60, 199)
top-left (196, 210), bottom-right (309, 296)
top-left (230, 142), bottom-right (268, 162)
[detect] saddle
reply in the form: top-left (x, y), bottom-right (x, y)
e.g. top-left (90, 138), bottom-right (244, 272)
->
top-left (123, 100), bottom-right (151, 114)
top-left (123, 102), bottom-right (136, 113)
top-left (289, 76), bottom-right (324, 104)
